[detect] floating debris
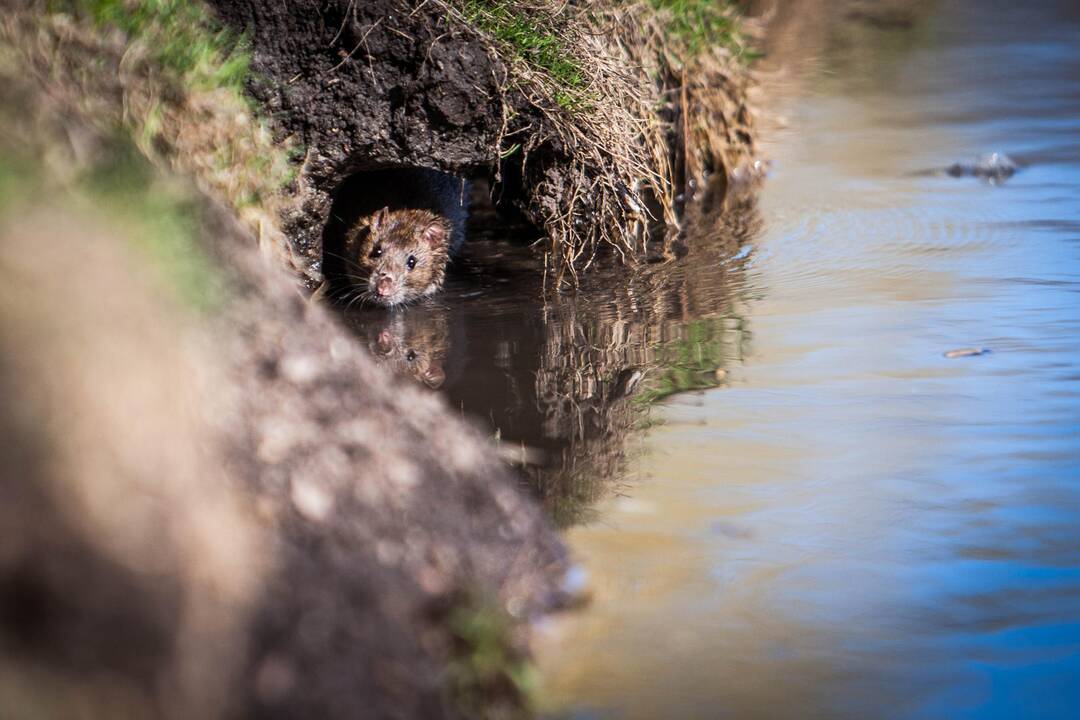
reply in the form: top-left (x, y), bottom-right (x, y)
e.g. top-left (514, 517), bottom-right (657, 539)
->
top-left (557, 565), bottom-right (592, 609)
top-left (943, 347), bottom-right (991, 359)
top-left (945, 152), bottom-right (1018, 183)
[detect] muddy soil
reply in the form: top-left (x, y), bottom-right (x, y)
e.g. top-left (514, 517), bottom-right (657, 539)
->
top-left (209, 0), bottom-right (514, 286)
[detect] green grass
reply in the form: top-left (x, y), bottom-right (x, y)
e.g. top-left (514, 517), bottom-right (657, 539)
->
top-left (28, 1), bottom-right (264, 311)
top-left (460, 1), bottom-right (751, 112)
top-left (42, 0), bottom-right (298, 223)
top-left (461, 1), bottom-right (587, 110)
top-left (0, 133), bottom-right (225, 314)
top-left (647, 0), bottom-right (750, 57)
top-left (62, 0), bottom-right (250, 91)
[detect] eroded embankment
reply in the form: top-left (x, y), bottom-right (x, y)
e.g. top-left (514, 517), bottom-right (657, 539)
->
top-left (0, 4), bottom-right (571, 719)
top-left (209, 0), bottom-right (757, 284)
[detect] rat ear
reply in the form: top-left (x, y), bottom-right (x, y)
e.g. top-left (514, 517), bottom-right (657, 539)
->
top-left (371, 207), bottom-right (390, 231)
top-left (421, 221), bottom-right (447, 249)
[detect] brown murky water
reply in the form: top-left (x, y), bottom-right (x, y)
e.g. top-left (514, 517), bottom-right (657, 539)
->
top-left (345, 1), bottom-right (1080, 717)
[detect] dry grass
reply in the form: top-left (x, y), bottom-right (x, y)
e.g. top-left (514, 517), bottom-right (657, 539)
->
top-left (1, 2), bottom-right (308, 282)
top-left (441, 0), bottom-right (756, 279)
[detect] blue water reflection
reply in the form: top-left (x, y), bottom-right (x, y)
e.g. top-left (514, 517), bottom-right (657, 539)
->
top-left (537, 1), bottom-right (1080, 717)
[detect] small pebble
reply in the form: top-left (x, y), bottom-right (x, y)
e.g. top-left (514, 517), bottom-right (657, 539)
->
top-left (290, 479), bottom-right (333, 522)
top-left (281, 354), bottom-right (320, 384)
top-left (944, 347), bottom-right (991, 359)
top-left (561, 565), bottom-right (589, 597)
top-left (506, 595), bottom-right (526, 618)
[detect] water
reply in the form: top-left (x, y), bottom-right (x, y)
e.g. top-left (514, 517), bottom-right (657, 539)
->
top-left (346, 0), bottom-right (1080, 716)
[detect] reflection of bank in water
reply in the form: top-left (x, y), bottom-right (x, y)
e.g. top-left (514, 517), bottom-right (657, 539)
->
top-left (344, 188), bottom-right (763, 526)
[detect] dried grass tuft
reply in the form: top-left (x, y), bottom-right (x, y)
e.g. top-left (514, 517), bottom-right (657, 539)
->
top-left (440, 0), bottom-right (756, 279)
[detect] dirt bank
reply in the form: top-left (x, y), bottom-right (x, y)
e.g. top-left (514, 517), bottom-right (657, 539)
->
top-left (0, 6), bottom-right (570, 718)
top-left (208, 0), bottom-right (757, 284)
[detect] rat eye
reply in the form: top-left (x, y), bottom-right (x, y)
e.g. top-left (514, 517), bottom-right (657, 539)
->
top-left (405, 350), bottom-right (417, 362)
top-left (406, 255), bottom-right (417, 271)
top-left (369, 244), bottom-right (382, 259)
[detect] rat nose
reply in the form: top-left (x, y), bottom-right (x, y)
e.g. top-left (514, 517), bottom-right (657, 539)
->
top-left (375, 274), bottom-right (395, 297)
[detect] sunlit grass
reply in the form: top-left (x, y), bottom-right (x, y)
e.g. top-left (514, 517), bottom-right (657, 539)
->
top-left (0, 135), bottom-right (225, 313)
top-left (648, 0), bottom-right (752, 56)
top-left (63, 0), bottom-right (250, 91)
top-left (77, 138), bottom-right (226, 312)
top-left (460, 0), bottom-right (587, 110)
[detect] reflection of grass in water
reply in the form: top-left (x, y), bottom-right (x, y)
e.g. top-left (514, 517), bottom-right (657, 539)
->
top-left (524, 311), bottom-right (751, 526)
top-left (529, 462), bottom-right (605, 529)
top-left (546, 494), bottom-right (595, 529)
top-left (635, 314), bottom-right (748, 405)
top-left (522, 259), bottom-right (755, 525)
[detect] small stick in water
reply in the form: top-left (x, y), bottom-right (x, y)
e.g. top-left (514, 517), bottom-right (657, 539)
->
top-left (943, 347), bottom-right (991, 359)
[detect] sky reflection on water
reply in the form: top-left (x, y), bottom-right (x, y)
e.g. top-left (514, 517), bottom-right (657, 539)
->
top-left (534, 1), bottom-right (1080, 718)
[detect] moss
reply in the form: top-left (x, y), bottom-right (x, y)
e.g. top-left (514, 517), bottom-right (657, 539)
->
top-left (447, 596), bottom-right (536, 718)
top-left (634, 315), bottom-right (748, 405)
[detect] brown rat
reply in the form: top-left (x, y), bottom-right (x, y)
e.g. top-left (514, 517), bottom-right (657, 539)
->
top-left (343, 206), bottom-right (452, 306)
top-left (330, 167), bottom-right (467, 307)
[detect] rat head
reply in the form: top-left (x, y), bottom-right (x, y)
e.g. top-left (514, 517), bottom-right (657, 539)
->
top-left (345, 207), bottom-right (451, 306)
